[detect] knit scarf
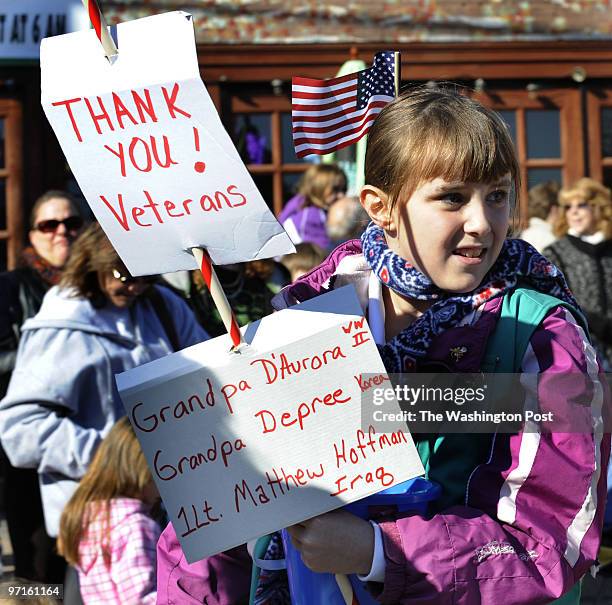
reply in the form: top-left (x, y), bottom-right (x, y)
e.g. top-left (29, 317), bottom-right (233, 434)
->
top-left (361, 222), bottom-right (577, 372)
top-left (20, 246), bottom-right (63, 286)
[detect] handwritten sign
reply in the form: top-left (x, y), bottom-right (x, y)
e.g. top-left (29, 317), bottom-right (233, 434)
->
top-left (40, 11), bottom-right (294, 275)
top-left (116, 287), bottom-right (424, 562)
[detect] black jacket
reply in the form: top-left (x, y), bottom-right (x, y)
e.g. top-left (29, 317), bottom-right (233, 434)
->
top-left (544, 235), bottom-right (612, 366)
top-left (0, 267), bottom-right (49, 398)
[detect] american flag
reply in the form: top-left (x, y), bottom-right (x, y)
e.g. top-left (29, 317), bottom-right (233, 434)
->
top-left (292, 51), bottom-right (398, 158)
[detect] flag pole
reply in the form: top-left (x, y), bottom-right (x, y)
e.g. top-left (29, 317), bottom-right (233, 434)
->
top-left (394, 51), bottom-right (400, 97)
top-left (81, 0), bottom-right (118, 63)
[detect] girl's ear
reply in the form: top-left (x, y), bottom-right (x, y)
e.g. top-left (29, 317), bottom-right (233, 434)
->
top-left (360, 185), bottom-right (395, 231)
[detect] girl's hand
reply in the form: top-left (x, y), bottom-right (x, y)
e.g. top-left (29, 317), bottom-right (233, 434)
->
top-left (286, 510), bottom-right (374, 575)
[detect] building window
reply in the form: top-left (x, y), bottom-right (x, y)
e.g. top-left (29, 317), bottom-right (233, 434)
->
top-left (0, 99), bottom-right (23, 271)
top-left (587, 89), bottom-right (612, 190)
top-left (476, 88), bottom-right (583, 224)
top-left (229, 89), bottom-right (316, 216)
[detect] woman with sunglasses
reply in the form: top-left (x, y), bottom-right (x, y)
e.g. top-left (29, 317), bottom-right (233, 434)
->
top-left (0, 190), bottom-right (84, 584)
top-left (543, 178), bottom-right (612, 369)
top-left (1, 191), bottom-right (84, 391)
top-left (0, 223), bottom-right (207, 601)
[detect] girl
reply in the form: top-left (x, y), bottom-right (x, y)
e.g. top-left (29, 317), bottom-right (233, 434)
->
top-left (278, 163), bottom-right (347, 249)
top-left (274, 87), bottom-right (610, 604)
top-left (156, 86), bottom-right (609, 604)
top-left (58, 417), bottom-right (161, 604)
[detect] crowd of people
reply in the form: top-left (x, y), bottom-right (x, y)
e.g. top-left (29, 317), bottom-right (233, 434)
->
top-left (0, 85), bottom-right (610, 605)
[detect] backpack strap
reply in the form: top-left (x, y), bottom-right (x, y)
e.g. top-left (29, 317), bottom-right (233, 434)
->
top-left (481, 286), bottom-right (589, 373)
top-left (148, 287), bottom-right (180, 353)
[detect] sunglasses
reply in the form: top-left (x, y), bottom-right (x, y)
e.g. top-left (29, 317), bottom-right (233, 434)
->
top-left (561, 201), bottom-right (590, 211)
top-left (111, 268), bottom-right (158, 285)
top-left (34, 216), bottom-right (83, 233)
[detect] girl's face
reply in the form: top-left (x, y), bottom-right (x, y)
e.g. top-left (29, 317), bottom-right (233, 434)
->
top-left (562, 196), bottom-right (597, 236)
top-left (388, 176), bottom-right (511, 293)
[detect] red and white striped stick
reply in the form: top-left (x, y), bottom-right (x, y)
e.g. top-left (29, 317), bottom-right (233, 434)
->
top-left (81, 0), bottom-right (118, 61)
top-left (192, 248), bottom-right (244, 349)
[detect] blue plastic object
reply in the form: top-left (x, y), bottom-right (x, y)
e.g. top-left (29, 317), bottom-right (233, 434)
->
top-left (281, 477), bottom-right (440, 605)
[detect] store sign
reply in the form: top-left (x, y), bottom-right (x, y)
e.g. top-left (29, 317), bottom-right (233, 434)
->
top-left (0, 0), bottom-right (87, 60)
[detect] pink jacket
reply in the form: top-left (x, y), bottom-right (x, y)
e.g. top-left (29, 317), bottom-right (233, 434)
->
top-left (275, 242), bottom-right (611, 604)
top-left (156, 521), bottom-right (252, 605)
top-left (77, 498), bottom-right (161, 605)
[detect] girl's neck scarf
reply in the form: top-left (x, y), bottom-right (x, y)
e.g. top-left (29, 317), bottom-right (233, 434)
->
top-left (361, 222), bottom-right (577, 372)
top-left (19, 246), bottom-right (63, 286)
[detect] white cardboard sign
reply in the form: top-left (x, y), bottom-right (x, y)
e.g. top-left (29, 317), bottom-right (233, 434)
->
top-left (40, 11), bottom-right (294, 275)
top-left (117, 287), bottom-right (424, 562)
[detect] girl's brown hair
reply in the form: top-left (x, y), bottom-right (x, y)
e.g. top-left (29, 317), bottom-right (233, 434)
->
top-left (58, 417), bottom-right (153, 568)
top-left (297, 163), bottom-right (347, 209)
top-left (60, 222), bottom-right (124, 307)
top-left (365, 85), bottom-right (521, 225)
top-left (554, 177), bottom-right (612, 238)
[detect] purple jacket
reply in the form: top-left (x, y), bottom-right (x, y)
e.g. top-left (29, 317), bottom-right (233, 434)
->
top-left (272, 241), bottom-right (610, 604)
top-left (277, 194), bottom-right (330, 249)
top-left (156, 521), bottom-right (251, 604)
top-left (156, 240), bottom-right (609, 604)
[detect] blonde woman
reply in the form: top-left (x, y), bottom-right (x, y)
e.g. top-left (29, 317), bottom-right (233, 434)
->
top-left (543, 178), bottom-right (612, 367)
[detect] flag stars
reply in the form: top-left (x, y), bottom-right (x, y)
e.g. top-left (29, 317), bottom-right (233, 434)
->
top-left (357, 51), bottom-right (395, 109)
